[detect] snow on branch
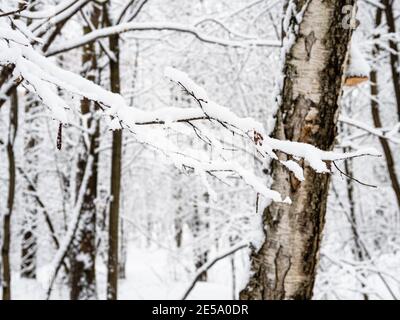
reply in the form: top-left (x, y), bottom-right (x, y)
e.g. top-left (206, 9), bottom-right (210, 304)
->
top-left (0, 3), bottom-right (28, 18)
top-left (18, 0), bottom-right (79, 20)
top-left (163, 67), bottom-right (380, 171)
top-left (28, 0), bottom-right (89, 36)
top-left (0, 22), bottom-right (380, 205)
top-left (339, 115), bottom-right (400, 145)
top-left (45, 21), bottom-right (281, 56)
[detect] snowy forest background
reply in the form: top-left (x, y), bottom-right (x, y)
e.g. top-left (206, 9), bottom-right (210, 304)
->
top-left (0, 0), bottom-right (399, 300)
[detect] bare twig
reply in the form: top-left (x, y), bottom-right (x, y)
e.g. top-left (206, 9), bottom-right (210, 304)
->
top-left (333, 161), bottom-right (377, 188)
top-left (181, 243), bottom-right (248, 300)
top-left (0, 4), bottom-right (27, 18)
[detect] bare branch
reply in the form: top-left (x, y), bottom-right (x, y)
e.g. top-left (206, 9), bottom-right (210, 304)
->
top-left (0, 4), bottom-right (27, 18)
top-left (181, 243), bottom-right (248, 300)
top-left (333, 161), bottom-right (378, 188)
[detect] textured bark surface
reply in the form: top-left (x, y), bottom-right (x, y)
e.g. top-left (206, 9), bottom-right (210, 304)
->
top-left (240, 0), bottom-right (355, 300)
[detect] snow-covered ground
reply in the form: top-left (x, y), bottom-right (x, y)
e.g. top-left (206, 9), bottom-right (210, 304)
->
top-left (11, 244), bottom-right (235, 300)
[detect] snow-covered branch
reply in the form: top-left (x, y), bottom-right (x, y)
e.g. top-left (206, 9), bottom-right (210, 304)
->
top-left (45, 21), bottom-right (281, 56)
top-left (0, 22), bottom-right (380, 205)
top-left (0, 3), bottom-right (27, 18)
top-left (339, 115), bottom-right (400, 144)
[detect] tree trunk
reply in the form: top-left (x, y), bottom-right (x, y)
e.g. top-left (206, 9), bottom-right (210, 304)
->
top-left (370, 8), bottom-right (400, 210)
top-left (383, 0), bottom-right (400, 121)
top-left (191, 193), bottom-right (209, 282)
top-left (20, 95), bottom-right (38, 279)
top-left (174, 186), bottom-right (183, 248)
top-left (20, 4), bottom-right (38, 280)
top-left (240, 0), bottom-right (355, 300)
top-left (104, 4), bottom-right (122, 299)
top-left (230, 236), bottom-right (237, 300)
top-left (118, 219), bottom-right (127, 279)
top-left (343, 153), bottom-right (368, 299)
top-left (2, 88), bottom-right (18, 300)
top-left (69, 4), bottom-right (101, 300)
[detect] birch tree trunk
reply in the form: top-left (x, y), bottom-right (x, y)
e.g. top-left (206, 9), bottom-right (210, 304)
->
top-left (240, 0), bottom-right (355, 300)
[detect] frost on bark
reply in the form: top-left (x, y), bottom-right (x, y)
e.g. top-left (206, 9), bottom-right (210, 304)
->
top-left (240, 0), bottom-right (356, 300)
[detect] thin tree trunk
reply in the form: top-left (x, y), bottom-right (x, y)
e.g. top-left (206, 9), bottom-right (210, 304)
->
top-left (69, 4), bottom-right (101, 300)
top-left (240, 0), bottom-right (355, 300)
top-left (231, 256), bottom-right (236, 300)
top-left (370, 8), bottom-right (400, 210)
top-left (230, 235), bottom-right (237, 300)
top-left (21, 97), bottom-right (38, 279)
top-left (343, 154), bottom-right (369, 300)
top-left (2, 88), bottom-right (18, 300)
top-left (118, 220), bottom-right (127, 279)
top-left (104, 4), bottom-right (122, 299)
top-left (174, 186), bottom-right (183, 248)
top-left (20, 4), bottom-right (38, 279)
top-left (192, 194), bottom-right (208, 281)
top-left (383, 0), bottom-right (400, 120)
